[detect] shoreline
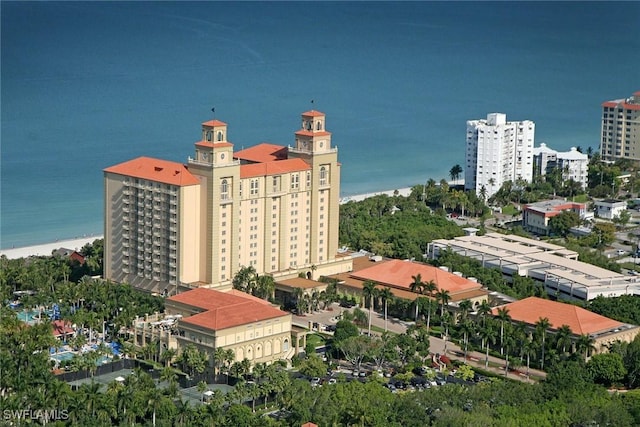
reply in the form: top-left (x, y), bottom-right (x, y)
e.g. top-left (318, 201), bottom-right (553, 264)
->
top-left (1, 181), bottom-right (461, 259)
top-left (0, 235), bottom-right (103, 260)
top-left (340, 187), bottom-right (413, 204)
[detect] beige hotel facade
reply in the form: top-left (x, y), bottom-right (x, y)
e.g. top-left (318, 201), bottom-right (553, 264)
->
top-left (104, 111), bottom-right (352, 294)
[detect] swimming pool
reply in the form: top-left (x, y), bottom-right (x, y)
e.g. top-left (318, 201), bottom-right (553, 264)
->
top-left (15, 309), bottom-right (52, 324)
top-left (50, 352), bottom-right (112, 365)
top-left (50, 352), bottom-right (76, 362)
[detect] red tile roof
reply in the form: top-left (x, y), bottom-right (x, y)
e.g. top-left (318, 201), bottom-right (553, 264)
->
top-left (104, 157), bottom-right (200, 186)
top-left (235, 143), bottom-right (288, 163)
top-left (241, 158), bottom-right (310, 178)
top-left (491, 297), bottom-right (624, 335)
top-left (195, 141), bottom-right (233, 148)
top-left (602, 100), bottom-right (640, 111)
top-left (51, 320), bottom-right (74, 337)
top-left (202, 119), bottom-right (227, 127)
top-left (351, 259), bottom-right (481, 296)
top-left (302, 110), bottom-right (324, 117)
top-left (295, 130), bottom-right (331, 137)
top-left (167, 288), bottom-right (289, 330)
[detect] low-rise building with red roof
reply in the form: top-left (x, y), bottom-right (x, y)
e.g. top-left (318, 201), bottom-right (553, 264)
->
top-left (491, 297), bottom-right (639, 355)
top-left (328, 254), bottom-right (488, 314)
top-left (133, 288), bottom-right (293, 367)
top-left (51, 320), bottom-right (75, 341)
top-left (522, 199), bottom-right (589, 235)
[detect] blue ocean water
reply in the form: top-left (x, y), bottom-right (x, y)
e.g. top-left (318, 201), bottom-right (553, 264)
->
top-left (2, 2), bottom-right (639, 249)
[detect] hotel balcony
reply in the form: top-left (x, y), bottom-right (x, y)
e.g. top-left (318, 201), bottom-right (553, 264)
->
top-left (288, 145), bottom-right (338, 155)
top-left (187, 157), bottom-right (240, 167)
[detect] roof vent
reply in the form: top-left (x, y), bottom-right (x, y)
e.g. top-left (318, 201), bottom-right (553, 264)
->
top-left (154, 166), bottom-right (163, 172)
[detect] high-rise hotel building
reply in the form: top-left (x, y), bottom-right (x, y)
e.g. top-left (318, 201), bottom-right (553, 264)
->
top-left (464, 113), bottom-right (535, 199)
top-left (104, 111), bottom-right (352, 294)
top-left (600, 91), bottom-right (640, 162)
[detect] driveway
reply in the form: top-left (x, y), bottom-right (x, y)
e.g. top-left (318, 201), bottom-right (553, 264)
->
top-left (295, 303), bottom-right (546, 383)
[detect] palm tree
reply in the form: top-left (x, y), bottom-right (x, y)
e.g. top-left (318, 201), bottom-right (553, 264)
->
top-left (479, 185), bottom-right (488, 203)
top-left (362, 280), bottom-right (377, 336)
top-left (441, 312), bottom-right (451, 353)
top-left (146, 386), bottom-right (166, 427)
top-left (409, 274), bottom-right (424, 294)
top-left (422, 280), bottom-right (437, 333)
top-left (479, 322), bottom-right (497, 369)
top-left (459, 319), bottom-right (475, 361)
top-left (575, 334), bottom-right (596, 363)
top-left (503, 335), bottom-right (515, 377)
top-left (476, 300), bottom-right (492, 326)
top-left (535, 317), bottom-right (551, 371)
top-left (435, 289), bottom-right (451, 317)
top-left (160, 347), bottom-right (177, 368)
top-left (522, 336), bottom-right (536, 379)
top-left (409, 274), bottom-right (424, 321)
top-left (495, 307), bottom-right (511, 355)
top-left (555, 324), bottom-right (573, 356)
top-left (292, 287), bottom-right (304, 314)
top-left (457, 299), bottom-right (473, 323)
top-left (449, 164), bottom-right (463, 184)
top-left (378, 287), bottom-right (393, 332)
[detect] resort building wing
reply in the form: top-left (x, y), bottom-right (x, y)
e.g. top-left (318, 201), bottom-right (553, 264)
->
top-left (133, 288), bottom-right (294, 366)
top-left (428, 233), bottom-right (640, 301)
top-left (104, 111), bottom-right (352, 295)
top-left (329, 255), bottom-right (489, 307)
top-left (491, 296), bottom-right (639, 352)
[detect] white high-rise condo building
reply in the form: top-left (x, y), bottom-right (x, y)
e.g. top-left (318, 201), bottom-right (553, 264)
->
top-left (464, 113), bottom-right (535, 199)
top-left (600, 91), bottom-right (640, 162)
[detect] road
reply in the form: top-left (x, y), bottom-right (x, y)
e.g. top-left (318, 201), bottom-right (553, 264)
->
top-left (294, 303), bottom-right (546, 383)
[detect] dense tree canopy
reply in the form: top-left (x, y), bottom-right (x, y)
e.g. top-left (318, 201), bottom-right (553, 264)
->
top-left (339, 193), bottom-right (464, 260)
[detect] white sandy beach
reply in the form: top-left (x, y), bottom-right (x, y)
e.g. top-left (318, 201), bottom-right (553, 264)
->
top-left (0, 235), bottom-right (104, 260)
top-left (340, 187), bottom-right (413, 204)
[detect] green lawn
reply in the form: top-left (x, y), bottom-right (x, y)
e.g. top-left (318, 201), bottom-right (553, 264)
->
top-left (572, 194), bottom-right (590, 203)
top-left (501, 204), bottom-right (520, 216)
top-left (306, 333), bottom-right (327, 348)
